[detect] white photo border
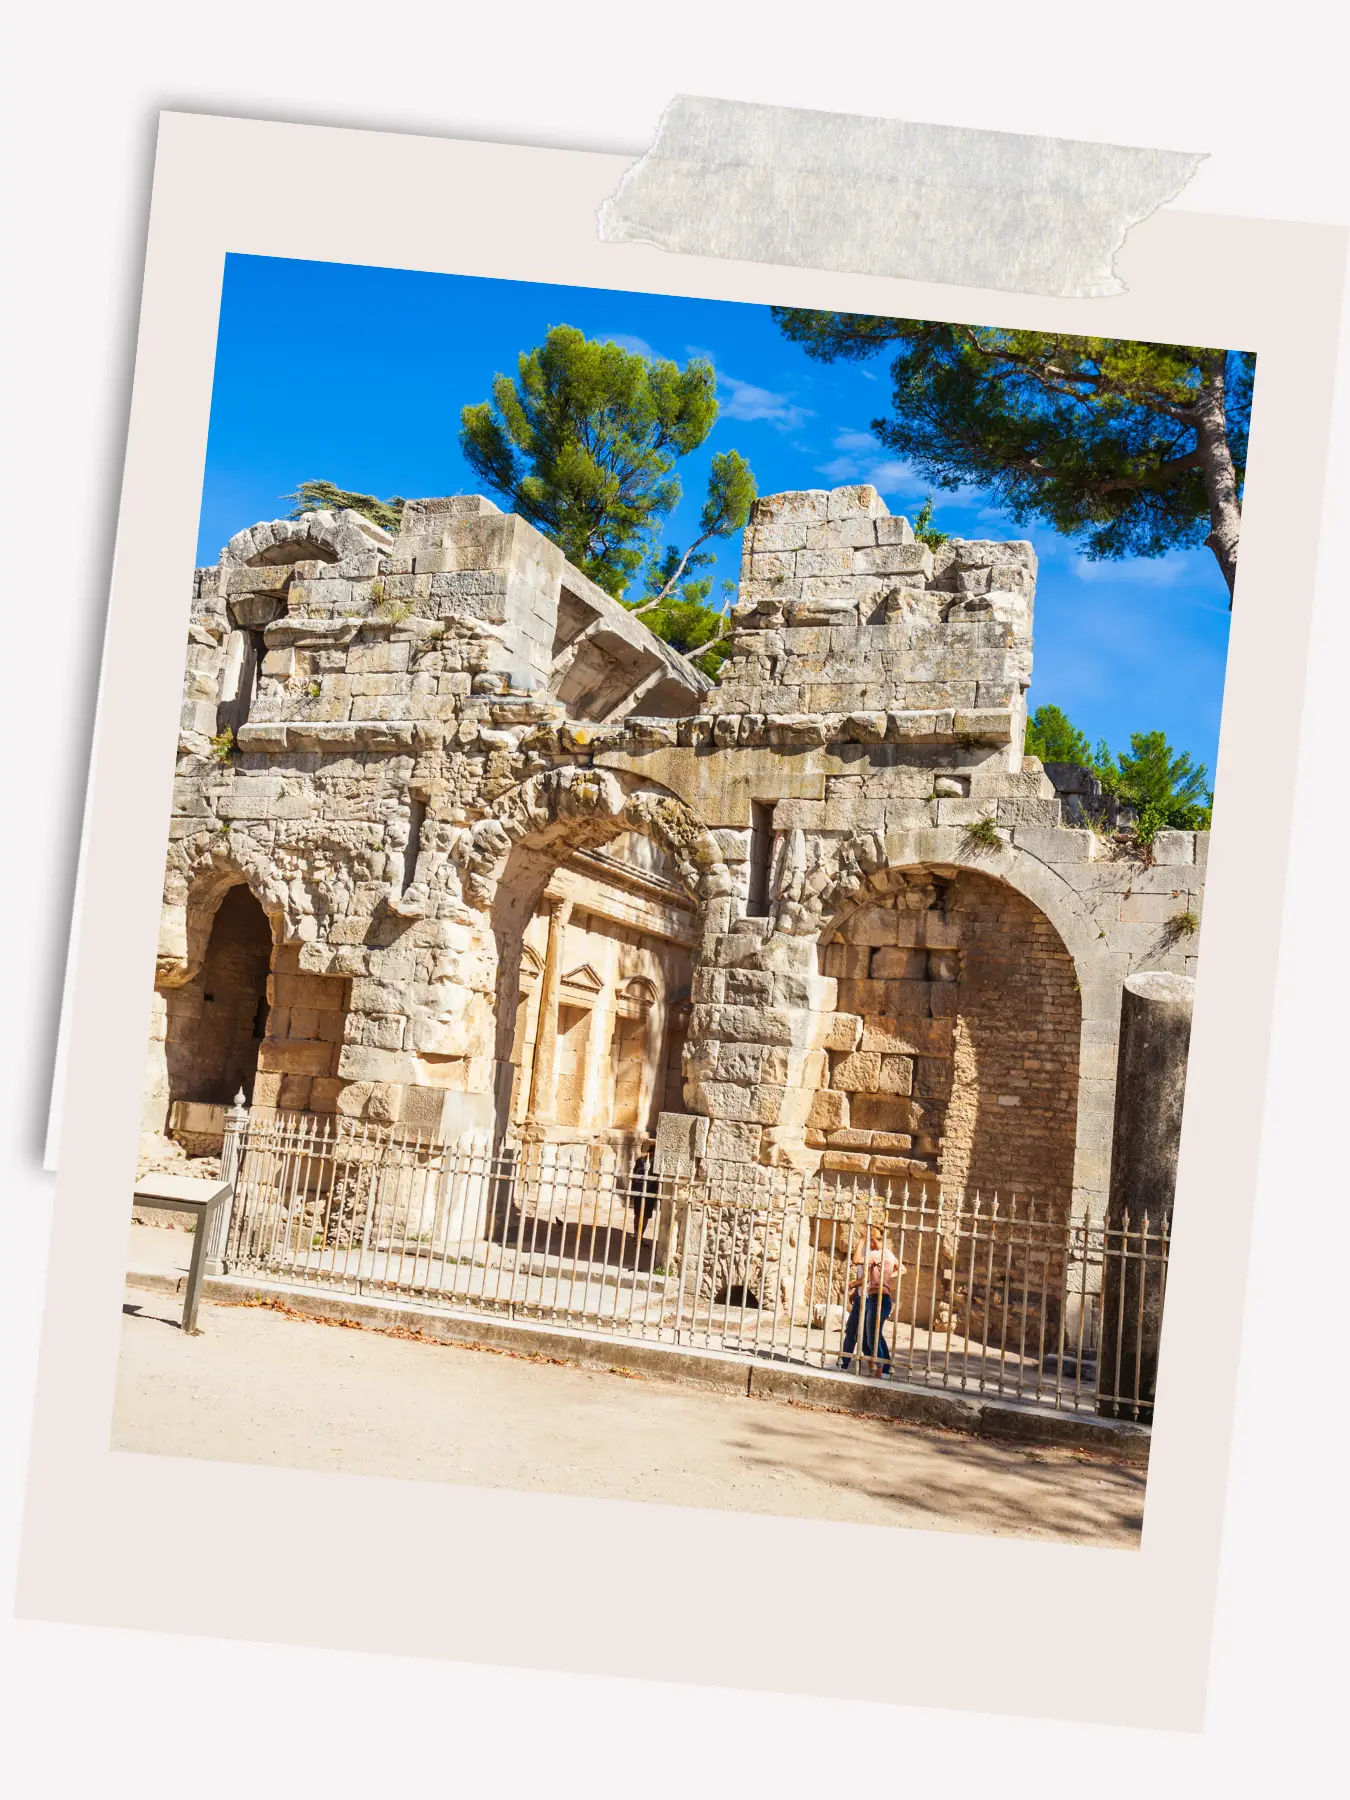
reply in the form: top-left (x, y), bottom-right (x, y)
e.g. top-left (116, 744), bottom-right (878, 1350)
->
top-left (18, 111), bottom-right (1347, 1730)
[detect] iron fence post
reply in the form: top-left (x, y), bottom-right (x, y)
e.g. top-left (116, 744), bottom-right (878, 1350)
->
top-left (205, 1090), bottom-right (248, 1275)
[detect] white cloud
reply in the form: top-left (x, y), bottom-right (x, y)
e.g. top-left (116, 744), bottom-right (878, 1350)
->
top-left (866, 460), bottom-right (927, 498)
top-left (602, 333), bottom-right (656, 359)
top-left (816, 455), bottom-right (862, 481)
top-left (719, 373), bottom-right (813, 430)
top-left (832, 429), bottom-right (877, 453)
top-left (1070, 551), bottom-right (1191, 586)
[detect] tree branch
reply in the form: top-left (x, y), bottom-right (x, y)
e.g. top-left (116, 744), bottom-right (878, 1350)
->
top-left (628, 520), bottom-right (720, 616)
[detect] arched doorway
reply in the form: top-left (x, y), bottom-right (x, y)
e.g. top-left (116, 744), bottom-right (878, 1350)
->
top-left (496, 831), bottom-right (695, 1160)
top-left (164, 883), bottom-right (273, 1107)
top-left (475, 768), bottom-right (720, 1153)
top-left (816, 864), bottom-right (1082, 1212)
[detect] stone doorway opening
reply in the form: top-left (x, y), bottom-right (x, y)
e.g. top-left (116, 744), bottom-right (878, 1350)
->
top-left (492, 829), bottom-right (695, 1164)
top-left (815, 865), bottom-right (1082, 1212)
top-left (159, 883), bottom-right (273, 1151)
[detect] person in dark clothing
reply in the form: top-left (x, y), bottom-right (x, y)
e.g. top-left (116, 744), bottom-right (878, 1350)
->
top-left (628, 1154), bottom-right (661, 1245)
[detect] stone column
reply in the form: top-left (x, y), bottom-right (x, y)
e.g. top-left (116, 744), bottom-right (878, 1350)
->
top-left (1098, 971), bottom-right (1195, 1422)
top-left (524, 896), bottom-right (572, 1128)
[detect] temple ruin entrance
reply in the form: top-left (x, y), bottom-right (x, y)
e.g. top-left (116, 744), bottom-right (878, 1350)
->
top-left (164, 883), bottom-right (273, 1110)
top-left (496, 829), bottom-right (695, 1164)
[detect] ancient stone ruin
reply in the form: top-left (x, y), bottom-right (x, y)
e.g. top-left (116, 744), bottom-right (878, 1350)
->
top-left (144, 483), bottom-right (1205, 1228)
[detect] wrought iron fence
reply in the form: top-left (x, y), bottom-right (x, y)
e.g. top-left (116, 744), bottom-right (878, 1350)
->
top-left (222, 1108), bottom-right (1169, 1421)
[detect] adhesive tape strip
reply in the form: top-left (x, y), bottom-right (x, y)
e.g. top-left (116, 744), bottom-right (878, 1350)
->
top-left (597, 95), bottom-right (1205, 300)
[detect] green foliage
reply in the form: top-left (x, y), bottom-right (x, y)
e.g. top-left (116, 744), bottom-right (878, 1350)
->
top-left (1025, 704), bottom-right (1094, 768)
top-left (459, 326), bottom-right (721, 599)
top-left (964, 815), bottom-right (1002, 850)
top-left (643, 542), bottom-right (715, 609)
top-left (283, 481), bottom-right (404, 534)
top-left (771, 307), bottom-right (1252, 594)
top-left (1104, 731), bottom-right (1213, 829)
top-left (209, 727), bottom-right (237, 763)
top-left (912, 497), bottom-right (949, 549)
top-left (623, 450), bottom-right (755, 673)
top-left (1027, 704), bottom-right (1214, 832)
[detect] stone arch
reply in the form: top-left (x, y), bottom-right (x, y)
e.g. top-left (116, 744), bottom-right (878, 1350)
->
top-left (157, 836), bottom-right (287, 991)
top-left (815, 842), bottom-right (1101, 1217)
top-left (469, 767), bottom-right (727, 1141)
top-left (220, 508), bottom-right (390, 569)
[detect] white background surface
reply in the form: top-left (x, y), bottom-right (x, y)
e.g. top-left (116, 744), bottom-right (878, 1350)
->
top-left (1, 2), bottom-right (1344, 1792)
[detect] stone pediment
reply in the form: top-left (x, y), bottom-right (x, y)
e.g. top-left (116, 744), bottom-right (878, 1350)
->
top-left (560, 963), bottom-right (605, 998)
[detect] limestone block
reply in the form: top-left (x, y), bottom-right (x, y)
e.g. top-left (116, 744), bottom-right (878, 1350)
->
top-left (886, 980), bottom-right (933, 1018)
top-left (252, 1072), bottom-right (284, 1108)
top-left (842, 711), bottom-right (887, 744)
top-left (875, 1055), bottom-right (915, 1095)
top-left (838, 517), bottom-right (878, 548)
top-left (822, 1150), bottom-right (871, 1174)
top-left (696, 1004), bottom-right (802, 1047)
top-left (914, 914), bottom-right (961, 954)
top-left (216, 778), bottom-right (283, 819)
top-left (953, 708), bottom-right (1015, 742)
top-left (936, 797), bottom-right (998, 827)
top-left (1011, 826), bottom-right (1100, 865)
top-left (905, 682), bottom-right (979, 710)
top-left (336, 1046), bottom-right (424, 1084)
top-left (1194, 832), bottom-right (1209, 872)
top-left (887, 710), bottom-right (954, 741)
top-left (257, 1036), bottom-right (334, 1076)
top-left (750, 520), bottom-right (810, 554)
top-left (181, 700), bottom-right (217, 735)
top-left (826, 484), bottom-right (887, 520)
top-left (870, 947), bottom-right (927, 981)
top-left (751, 552), bottom-right (797, 581)
top-left (874, 516), bottom-right (917, 547)
top-left (830, 1051), bottom-right (881, 1091)
top-left (846, 906), bottom-right (904, 947)
top-left (795, 547), bottom-right (854, 578)
top-left (277, 1075), bottom-right (314, 1110)
top-left (995, 797), bottom-right (1062, 827)
top-left (700, 1081), bottom-right (786, 1125)
top-left (692, 968), bottom-right (724, 1004)
top-left (820, 1013), bottom-right (863, 1052)
top-left (724, 967), bottom-right (774, 1004)
top-left (1119, 893), bottom-right (1183, 923)
top-left (853, 543), bottom-right (933, 577)
top-left (766, 715), bottom-right (829, 748)
top-left (1150, 830), bottom-right (1195, 866)
top-left (705, 1120), bottom-right (762, 1162)
top-left (754, 490), bottom-right (831, 525)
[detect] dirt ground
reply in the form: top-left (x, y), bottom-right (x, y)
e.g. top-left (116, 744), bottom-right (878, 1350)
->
top-left (113, 1274), bottom-right (1145, 1546)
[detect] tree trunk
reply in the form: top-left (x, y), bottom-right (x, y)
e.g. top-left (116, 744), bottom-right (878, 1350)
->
top-left (1195, 357), bottom-right (1241, 605)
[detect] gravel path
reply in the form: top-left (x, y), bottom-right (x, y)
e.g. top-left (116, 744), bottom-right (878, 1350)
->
top-left (114, 1281), bottom-right (1145, 1546)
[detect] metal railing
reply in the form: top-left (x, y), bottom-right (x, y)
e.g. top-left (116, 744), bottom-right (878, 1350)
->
top-left (222, 1108), bottom-right (1169, 1421)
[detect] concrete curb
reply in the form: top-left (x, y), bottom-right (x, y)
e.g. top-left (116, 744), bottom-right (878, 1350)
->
top-left (125, 1267), bottom-right (1151, 1465)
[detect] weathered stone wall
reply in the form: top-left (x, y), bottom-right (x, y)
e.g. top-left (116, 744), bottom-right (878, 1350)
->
top-left (144, 482), bottom-right (1207, 1224)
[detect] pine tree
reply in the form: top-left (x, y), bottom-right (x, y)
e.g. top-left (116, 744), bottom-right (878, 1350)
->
top-left (772, 310), bottom-right (1252, 602)
top-left (460, 326), bottom-right (731, 599)
top-left (283, 481), bottom-right (404, 534)
top-left (1025, 704), bottom-right (1094, 767)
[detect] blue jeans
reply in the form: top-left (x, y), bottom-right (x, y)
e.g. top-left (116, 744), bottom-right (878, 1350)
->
top-left (842, 1293), bottom-right (892, 1373)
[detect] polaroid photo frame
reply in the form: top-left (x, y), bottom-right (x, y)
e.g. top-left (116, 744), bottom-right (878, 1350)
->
top-left (18, 110), bottom-right (1346, 1730)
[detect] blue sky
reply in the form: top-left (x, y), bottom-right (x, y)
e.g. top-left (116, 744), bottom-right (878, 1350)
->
top-left (198, 255), bottom-right (1233, 782)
